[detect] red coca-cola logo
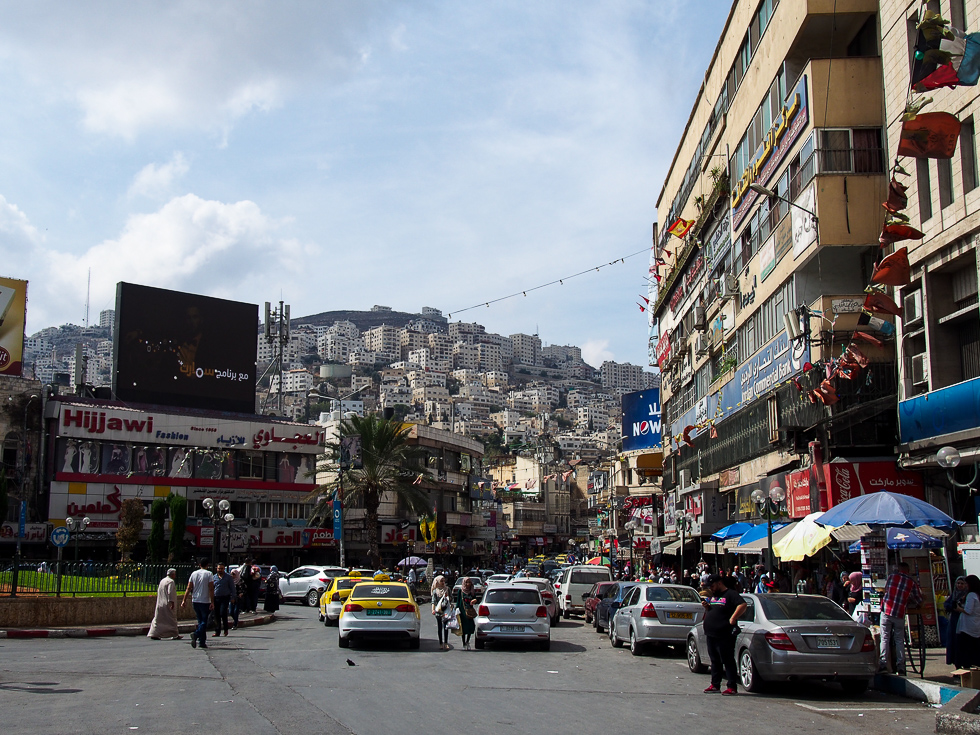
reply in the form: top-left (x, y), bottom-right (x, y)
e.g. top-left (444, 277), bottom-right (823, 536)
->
top-left (0, 346), bottom-right (9, 369)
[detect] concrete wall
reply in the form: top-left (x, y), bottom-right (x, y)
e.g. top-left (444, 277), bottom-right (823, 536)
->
top-left (0, 595), bottom-right (198, 628)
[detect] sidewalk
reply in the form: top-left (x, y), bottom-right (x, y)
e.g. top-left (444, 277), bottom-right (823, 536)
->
top-left (0, 610), bottom-right (276, 639)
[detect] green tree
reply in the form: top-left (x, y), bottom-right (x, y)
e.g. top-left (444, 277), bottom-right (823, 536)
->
top-left (147, 498), bottom-right (168, 562)
top-left (116, 498), bottom-right (145, 561)
top-left (167, 493), bottom-right (188, 564)
top-left (307, 413), bottom-right (430, 568)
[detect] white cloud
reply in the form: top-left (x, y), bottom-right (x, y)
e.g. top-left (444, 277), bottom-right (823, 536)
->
top-left (128, 153), bottom-right (190, 200)
top-left (0, 194), bottom-right (42, 276)
top-left (581, 339), bottom-right (614, 368)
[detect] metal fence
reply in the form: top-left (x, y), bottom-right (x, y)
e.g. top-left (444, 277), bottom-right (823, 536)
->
top-left (0, 561), bottom-right (199, 597)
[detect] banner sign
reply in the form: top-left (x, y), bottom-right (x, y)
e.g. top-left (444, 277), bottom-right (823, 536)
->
top-left (822, 461), bottom-right (924, 509)
top-left (621, 389), bottom-right (662, 451)
top-left (0, 277), bottom-right (27, 376)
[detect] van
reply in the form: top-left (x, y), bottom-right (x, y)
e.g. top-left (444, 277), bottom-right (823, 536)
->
top-left (557, 564), bottom-right (613, 618)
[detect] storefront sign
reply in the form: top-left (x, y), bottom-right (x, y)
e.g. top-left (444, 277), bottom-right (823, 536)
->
top-left (719, 468), bottom-right (741, 487)
top-left (786, 469), bottom-right (814, 519)
top-left (822, 461), bottom-right (924, 509)
top-left (760, 234), bottom-right (776, 281)
top-left (656, 330), bottom-right (671, 368)
top-left (381, 525), bottom-right (417, 544)
top-left (0, 523), bottom-right (47, 543)
top-left (792, 184), bottom-right (818, 259)
top-left (663, 491), bottom-right (677, 535)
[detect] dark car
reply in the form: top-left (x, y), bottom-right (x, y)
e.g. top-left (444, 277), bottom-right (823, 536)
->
top-left (593, 581), bottom-right (637, 634)
top-left (583, 581), bottom-right (619, 627)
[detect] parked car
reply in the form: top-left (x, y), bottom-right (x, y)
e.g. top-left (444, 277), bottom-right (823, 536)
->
top-left (685, 593), bottom-right (877, 694)
top-left (474, 582), bottom-right (551, 650)
top-left (521, 576), bottom-right (560, 625)
top-left (594, 581), bottom-right (637, 634)
top-left (583, 581), bottom-right (618, 626)
top-left (278, 565), bottom-right (347, 606)
top-left (609, 583), bottom-right (704, 654)
top-left (557, 565), bottom-right (612, 618)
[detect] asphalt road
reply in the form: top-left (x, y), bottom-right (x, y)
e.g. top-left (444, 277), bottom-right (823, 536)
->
top-left (0, 603), bottom-right (937, 734)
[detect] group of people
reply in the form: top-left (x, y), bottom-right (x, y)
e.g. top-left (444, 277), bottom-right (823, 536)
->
top-left (146, 557), bottom-right (284, 647)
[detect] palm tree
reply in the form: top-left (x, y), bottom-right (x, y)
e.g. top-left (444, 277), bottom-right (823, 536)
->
top-left (307, 414), bottom-right (430, 568)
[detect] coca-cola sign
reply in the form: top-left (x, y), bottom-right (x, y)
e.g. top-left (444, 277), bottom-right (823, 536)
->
top-left (823, 461), bottom-right (924, 508)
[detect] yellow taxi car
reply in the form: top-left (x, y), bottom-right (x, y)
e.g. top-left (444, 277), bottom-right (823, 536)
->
top-left (338, 577), bottom-right (421, 649)
top-left (319, 572), bottom-right (373, 627)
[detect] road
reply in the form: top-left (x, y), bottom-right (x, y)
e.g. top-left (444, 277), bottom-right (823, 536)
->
top-left (0, 603), bottom-right (936, 734)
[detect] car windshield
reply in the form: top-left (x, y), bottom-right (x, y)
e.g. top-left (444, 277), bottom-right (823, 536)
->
top-left (350, 584), bottom-right (409, 600)
top-left (571, 570), bottom-right (611, 585)
top-left (485, 588), bottom-right (540, 605)
top-left (646, 586), bottom-right (701, 603)
top-left (759, 595), bottom-right (852, 622)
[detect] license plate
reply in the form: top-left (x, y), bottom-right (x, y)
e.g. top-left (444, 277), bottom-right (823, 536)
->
top-left (666, 611), bottom-right (693, 620)
top-left (499, 625), bottom-right (525, 632)
top-left (815, 636), bottom-right (840, 648)
top-left (365, 609), bottom-right (392, 617)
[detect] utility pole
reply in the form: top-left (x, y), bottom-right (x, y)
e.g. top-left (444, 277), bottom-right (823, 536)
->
top-left (258, 300), bottom-right (290, 415)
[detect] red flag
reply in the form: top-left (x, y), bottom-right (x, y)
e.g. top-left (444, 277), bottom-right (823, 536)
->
top-left (882, 177), bottom-right (909, 213)
top-left (652, 272), bottom-right (662, 283)
top-left (637, 303), bottom-right (646, 312)
top-left (639, 295), bottom-right (650, 304)
top-left (845, 344), bottom-right (870, 368)
top-left (853, 331), bottom-right (884, 347)
top-left (810, 380), bottom-right (839, 406)
top-left (897, 112), bottom-right (961, 158)
top-left (879, 223), bottom-right (924, 246)
top-left (667, 218), bottom-right (695, 239)
top-left (682, 425), bottom-right (696, 448)
top-left (864, 291), bottom-right (903, 318)
top-left (871, 247), bottom-right (911, 286)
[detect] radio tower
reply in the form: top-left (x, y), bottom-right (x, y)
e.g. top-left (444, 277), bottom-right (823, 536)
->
top-left (258, 300), bottom-right (290, 415)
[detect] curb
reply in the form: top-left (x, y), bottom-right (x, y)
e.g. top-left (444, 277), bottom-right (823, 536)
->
top-left (872, 673), bottom-right (980, 734)
top-left (0, 613), bottom-right (276, 639)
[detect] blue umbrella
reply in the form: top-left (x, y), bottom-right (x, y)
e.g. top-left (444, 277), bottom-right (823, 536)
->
top-left (815, 491), bottom-right (962, 530)
top-left (710, 522), bottom-right (756, 541)
top-left (848, 527), bottom-right (945, 553)
top-left (736, 522), bottom-right (791, 547)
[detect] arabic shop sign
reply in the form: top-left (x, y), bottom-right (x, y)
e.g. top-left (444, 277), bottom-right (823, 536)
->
top-left (656, 330), bottom-right (671, 368)
top-left (669, 329), bottom-right (809, 441)
top-left (823, 461), bottom-right (924, 508)
top-left (55, 402), bottom-right (324, 454)
top-left (731, 75), bottom-right (810, 230)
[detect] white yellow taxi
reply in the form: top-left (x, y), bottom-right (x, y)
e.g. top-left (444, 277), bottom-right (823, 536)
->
top-left (338, 576), bottom-right (421, 649)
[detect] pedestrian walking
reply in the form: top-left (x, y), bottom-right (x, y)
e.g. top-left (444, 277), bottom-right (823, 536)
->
top-left (240, 559), bottom-right (260, 613)
top-left (946, 576), bottom-right (969, 666)
top-left (408, 566), bottom-right (418, 597)
top-left (212, 563), bottom-right (235, 637)
top-left (263, 566), bottom-right (282, 613)
top-left (430, 574), bottom-right (451, 650)
top-left (879, 562), bottom-right (923, 675)
top-left (701, 574), bottom-right (747, 696)
top-left (229, 563), bottom-right (242, 630)
top-left (955, 575), bottom-right (980, 670)
top-left (180, 558), bottom-right (215, 649)
top-left (455, 577), bottom-right (478, 650)
top-left (845, 571), bottom-right (864, 615)
top-left (147, 568), bottom-right (182, 640)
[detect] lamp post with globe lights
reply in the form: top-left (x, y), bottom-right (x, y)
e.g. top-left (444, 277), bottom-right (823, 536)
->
top-left (936, 446), bottom-right (979, 489)
top-left (752, 483), bottom-right (786, 575)
top-left (65, 515), bottom-right (90, 563)
top-left (202, 498), bottom-right (233, 568)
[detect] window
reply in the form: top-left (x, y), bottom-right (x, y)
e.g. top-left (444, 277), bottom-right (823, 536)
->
top-left (938, 157), bottom-right (954, 208)
top-left (238, 451), bottom-right (265, 480)
top-left (917, 159), bottom-right (933, 220)
top-left (820, 129), bottom-right (852, 172)
top-left (961, 117), bottom-right (978, 193)
top-left (853, 129), bottom-right (884, 173)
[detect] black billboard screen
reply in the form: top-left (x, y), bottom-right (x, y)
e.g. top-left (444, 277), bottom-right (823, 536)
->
top-left (113, 282), bottom-right (258, 413)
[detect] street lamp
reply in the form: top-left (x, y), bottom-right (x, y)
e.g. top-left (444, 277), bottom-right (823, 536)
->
top-left (624, 519), bottom-right (638, 579)
top-left (202, 498), bottom-right (233, 568)
top-left (751, 484), bottom-right (786, 575)
top-left (65, 516), bottom-right (90, 563)
top-left (678, 511), bottom-right (695, 577)
top-left (936, 446), bottom-right (980, 489)
top-left (748, 182), bottom-right (819, 230)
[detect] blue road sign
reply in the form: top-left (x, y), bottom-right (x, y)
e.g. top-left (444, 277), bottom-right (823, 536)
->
top-left (51, 526), bottom-right (70, 548)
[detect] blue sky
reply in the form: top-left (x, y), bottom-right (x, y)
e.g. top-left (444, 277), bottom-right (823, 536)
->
top-left (0, 1), bottom-right (731, 368)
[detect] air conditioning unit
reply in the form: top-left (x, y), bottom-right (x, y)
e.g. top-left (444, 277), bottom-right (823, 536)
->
top-left (903, 289), bottom-right (923, 326)
top-left (679, 469), bottom-right (691, 489)
top-left (696, 333), bottom-right (710, 356)
top-left (911, 353), bottom-right (929, 386)
top-left (694, 306), bottom-right (707, 332)
top-left (720, 275), bottom-right (740, 301)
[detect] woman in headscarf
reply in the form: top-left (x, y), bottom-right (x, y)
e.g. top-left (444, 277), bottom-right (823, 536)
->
top-left (430, 575), bottom-right (451, 650)
top-left (945, 576), bottom-right (969, 665)
top-left (845, 571), bottom-right (864, 614)
top-left (263, 566), bottom-right (282, 614)
top-left (455, 577), bottom-right (478, 650)
top-left (148, 569), bottom-right (182, 640)
top-left (955, 575), bottom-right (980, 670)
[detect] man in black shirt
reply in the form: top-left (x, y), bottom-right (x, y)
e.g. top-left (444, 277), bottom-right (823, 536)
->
top-left (701, 573), bottom-right (747, 695)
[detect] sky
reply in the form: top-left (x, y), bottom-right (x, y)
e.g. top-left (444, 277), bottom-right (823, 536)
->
top-left (0, 1), bottom-right (732, 369)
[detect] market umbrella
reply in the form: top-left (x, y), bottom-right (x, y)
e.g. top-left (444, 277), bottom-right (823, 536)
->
top-left (710, 522), bottom-right (756, 541)
top-left (585, 556), bottom-right (610, 565)
top-left (735, 521), bottom-right (791, 548)
top-left (814, 491), bottom-right (963, 530)
top-left (773, 512), bottom-right (833, 562)
top-left (397, 556), bottom-right (427, 567)
top-left (847, 526), bottom-right (946, 552)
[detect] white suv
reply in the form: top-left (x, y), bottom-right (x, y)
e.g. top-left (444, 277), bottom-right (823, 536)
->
top-left (557, 565), bottom-right (613, 618)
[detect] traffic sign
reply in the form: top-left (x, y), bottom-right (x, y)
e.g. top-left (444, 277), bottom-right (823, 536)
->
top-left (50, 526), bottom-right (70, 548)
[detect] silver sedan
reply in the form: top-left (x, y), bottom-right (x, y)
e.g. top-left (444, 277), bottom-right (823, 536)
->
top-left (686, 592), bottom-right (877, 694)
top-left (609, 583), bottom-right (705, 655)
top-left (474, 583), bottom-right (551, 651)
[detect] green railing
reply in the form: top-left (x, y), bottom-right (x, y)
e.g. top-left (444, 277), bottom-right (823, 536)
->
top-left (0, 562), bottom-right (199, 597)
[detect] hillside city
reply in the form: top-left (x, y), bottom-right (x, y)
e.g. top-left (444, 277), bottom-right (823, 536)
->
top-left (22, 303), bottom-right (658, 464)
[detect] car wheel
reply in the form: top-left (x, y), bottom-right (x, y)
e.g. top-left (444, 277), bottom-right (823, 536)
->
top-left (585, 610), bottom-right (592, 624)
top-left (539, 638), bottom-right (551, 651)
top-left (595, 613), bottom-right (604, 633)
top-left (338, 634), bottom-right (350, 649)
top-left (687, 636), bottom-right (708, 673)
top-left (739, 648), bottom-right (763, 692)
top-left (551, 615), bottom-right (559, 627)
top-left (562, 607), bottom-right (569, 620)
top-left (475, 638), bottom-right (485, 650)
top-left (840, 679), bottom-right (869, 695)
top-left (629, 628), bottom-right (643, 657)
top-left (306, 589), bottom-right (321, 607)
top-left (610, 621), bottom-right (623, 648)
top-left (409, 637), bottom-right (420, 650)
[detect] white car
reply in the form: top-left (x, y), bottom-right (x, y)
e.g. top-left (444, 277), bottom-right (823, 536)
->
top-left (338, 580), bottom-right (421, 649)
top-left (278, 565), bottom-right (347, 606)
top-left (556, 565), bottom-right (612, 618)
top-left (521, 577), bottom-right (560, 626)
top-left (474, 583), bottom-right (551, 651)
top-left (486, 574), bottom-right (512, 586)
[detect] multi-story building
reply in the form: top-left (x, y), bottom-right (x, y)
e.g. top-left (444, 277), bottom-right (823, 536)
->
top-left (599, 360), bottom-right (646, 392)
top-left (453, 342), bottom-right (480, 370)
top-left (510, 333), bottom-right (541, 366)
top-left (270, 368), bottom-right (313, 395)
top-left (477, 343), bottom-right (503, 372)
top-left (483, 370), bottom-right (509, 389)
top-left (541, 344), bottom-right (583, 366)
top-left (362, 325), bottom-right (400, 363)
top-left (882, 0), bottom-right (980, 513)
top-left (399, 329), bottom-right (427, 361)
top-left (654, 0), bottom-right (902, 555)
top-left (427, 333), bottom-right (454, 367)
top-left (318, 333), bottom-right (354, 363)
top-left (448, 321), bottom-right (486, 344)
top-left (99, 309), bottom-right (115, 335)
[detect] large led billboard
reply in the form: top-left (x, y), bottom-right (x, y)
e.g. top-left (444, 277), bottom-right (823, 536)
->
top-left (112, 283), bottom-right (257, 413)
top-left (621, 389), bottom-right (661, 452)
top-left (0, 277), bottom-right (27, 377)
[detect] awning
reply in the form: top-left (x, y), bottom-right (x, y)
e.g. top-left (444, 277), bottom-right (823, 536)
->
top-left (733, 523), bottom-right (797, 553)
top-left (662, 539), bottom-right (697, 554)
top-left (736, 522), bottom-right (791, 548)
top-left (831, 524), bottom-right (872, 541)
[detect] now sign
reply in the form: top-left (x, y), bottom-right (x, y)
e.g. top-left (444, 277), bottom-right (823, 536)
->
top-left (621, 389), bottom-right (661, 452)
